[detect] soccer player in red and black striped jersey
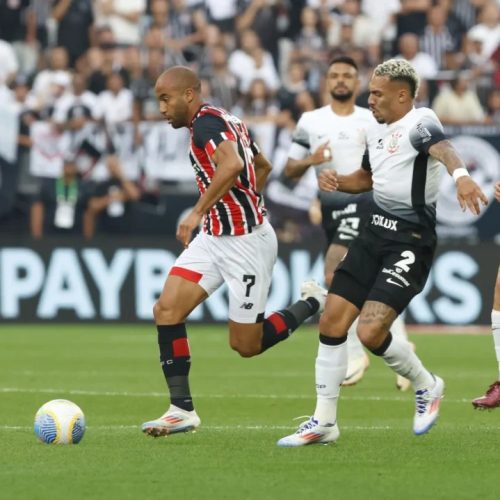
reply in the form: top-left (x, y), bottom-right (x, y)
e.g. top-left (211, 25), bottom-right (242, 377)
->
top-left (142, 66), bottom-right (327, 437)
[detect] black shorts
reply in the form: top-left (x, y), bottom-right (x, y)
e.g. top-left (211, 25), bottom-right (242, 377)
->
top-left (321, 194), bottom-right (373, 247)
top-left (329, 216), bottom-right (436, 314)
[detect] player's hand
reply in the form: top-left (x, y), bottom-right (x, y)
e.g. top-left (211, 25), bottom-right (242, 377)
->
top-left (310, 142), bottom-right (332, 165)
top-left (494, 181), bottom-right (500, 202)
top-left (456, 176), bottom-right (488, 215)
top-left (318, 169), bottom-right (339, 192)
top-left (176, 210), bottom-right (202, 248)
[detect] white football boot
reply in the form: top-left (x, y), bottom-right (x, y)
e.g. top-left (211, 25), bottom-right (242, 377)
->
top-left (277, 417), bottom-right (339, 447)
top-left (142, 405), bottom-right (201, 437)
top-left (413, 375), bottom-right (444, 436)
top-left (342, 352), bottom-right (370, 386)
top-left (300, 281), bottom-right (328, 313)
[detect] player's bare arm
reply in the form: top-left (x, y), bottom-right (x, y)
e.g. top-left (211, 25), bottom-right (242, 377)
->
top-left (284, 141), bottom-right (331, 178)
top-left (176, 140), bottom-right (244, 247)
top-left (428, 140), bottom-right (488, 215)
top-left (495, 181), bottom-right (500, 202)
top-left (254, 152), bottom-right (272, 192)
top-left (318, 168), bottom-right (372, 193)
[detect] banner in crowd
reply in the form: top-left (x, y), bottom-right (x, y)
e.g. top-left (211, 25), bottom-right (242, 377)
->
top-left (0, 237), bottom-right (496, 325)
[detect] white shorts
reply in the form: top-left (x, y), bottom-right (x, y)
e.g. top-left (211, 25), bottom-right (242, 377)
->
top-left (171, 220), bottom-right (278, 323)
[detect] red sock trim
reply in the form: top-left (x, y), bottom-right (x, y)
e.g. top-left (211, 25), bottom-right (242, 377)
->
top-left (267, 312), bottom-right (287, 334)
top-left (170, 266), bottom-right (202, 283)
top-left (172, 337), bottom-right (190, 357)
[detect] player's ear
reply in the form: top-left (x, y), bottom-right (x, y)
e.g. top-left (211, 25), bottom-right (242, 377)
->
top-left (185, 88), bottom-right (194, 103)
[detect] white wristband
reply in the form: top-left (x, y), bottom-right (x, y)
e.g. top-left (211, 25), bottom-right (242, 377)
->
top-left (452, 168), bottom-right (470, 183)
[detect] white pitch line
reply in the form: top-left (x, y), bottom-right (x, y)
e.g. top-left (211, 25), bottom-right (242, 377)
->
top-left (0, 386), bottom-right (472, 404)
top-left (0, 424), bottom-right (394, 432)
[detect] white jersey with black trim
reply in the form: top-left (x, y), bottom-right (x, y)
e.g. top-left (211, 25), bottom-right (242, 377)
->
top-left (288, 104), bottom-right (375, 205)
top-left (364, 107), bottom-right (446, 226)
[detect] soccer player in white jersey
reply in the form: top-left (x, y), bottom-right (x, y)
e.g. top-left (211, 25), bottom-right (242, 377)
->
top-left (284, 56), bottom-right (413, 390)
top-left (472, 180), bottom-right (500, 409)
top-left (278, 59), bottom-right (488, 446)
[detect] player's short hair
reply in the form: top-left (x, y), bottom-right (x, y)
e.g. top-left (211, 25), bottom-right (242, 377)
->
top-left (373, 59), bottom-right (420, 98)
top-left (328, 55), bottom-right (358, 72)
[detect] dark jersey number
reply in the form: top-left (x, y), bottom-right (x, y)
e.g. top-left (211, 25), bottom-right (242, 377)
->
top-left (243, 274), bottom-right (256, 297)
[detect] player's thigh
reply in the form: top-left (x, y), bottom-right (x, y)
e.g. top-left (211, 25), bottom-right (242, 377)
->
top-left (217, 221), bottom-right (278, 325)
top-left (368, 242), bottom-right (435, 314)
top-left (155, 274), bottom-right (208, 323)
top-left (155, 233), bottom-right (223, 321)
top-left (329, 236), bottom-right (380, 309)
top-left (324, 243), bottom-right (348, 279)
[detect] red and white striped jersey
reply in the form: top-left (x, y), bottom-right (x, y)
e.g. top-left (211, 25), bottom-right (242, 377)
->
top-left (189, 104), bottom-right (266, 236)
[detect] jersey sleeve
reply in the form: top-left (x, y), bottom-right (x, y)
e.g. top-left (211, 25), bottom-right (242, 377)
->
top-left (192, 114), bottom-right (234, 156)
top-left (288, 116), bottom-right (311, 160)
top-left (409, 113), bottom-right (446, 154)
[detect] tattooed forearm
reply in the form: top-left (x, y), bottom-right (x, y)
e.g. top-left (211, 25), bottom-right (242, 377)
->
top-left (428, 140), bottom-right (467, 176)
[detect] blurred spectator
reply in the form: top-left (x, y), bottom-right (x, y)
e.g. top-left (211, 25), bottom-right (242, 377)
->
top-left (205, 0), bottom-right (239, 39)
top-left (420, 4), bottom-right (457, 69)
top-left (86, 32), bottom-right (129, 94)
top-left (30, 159), bottom-right (90, 238)
top-left (228, 29), bottom-right (280, 94)
top-left (326, 0), bottom-right (382, 64)
top-left (94, 0), bottom-right (146, 46)
top-left (83, 155), bottom-right (140, 238)
top-left (277, 60), bottom-right (309, 121)
top-left (202, 44), bottom-right (238, 111)
top-left (31, 47), bottom-right (72, 111)
top-left (236, 0), bottom-right (289, 66)
top-left (235, 78), bottom-right (279, 159)
top-left (396, 33), bottom-right (438, 80)
top-left (94, 72), bottom-right (133, 125)
top-left (0, 39), bottom-right (19, 86)
top-left (0, 0), bottom-right (37, 76)
top-left (395, 0), bottom-right (431, 39)
top-left (361, 0), bottom-right (399, 39)
top-left (484, 87), bottom-right (500, 124)
top-left (51, 0), bottom-right (94, 67)
top-left (52, 73), bottom-right (98, 127)
top-left (164, 0), bottom-right (206, 65)
top-left (290, 6), bottom-right (326, 92)
top-left (467, 1), bottom-right (500, 63)
top-left (432, 73), bottom-right (485, 124)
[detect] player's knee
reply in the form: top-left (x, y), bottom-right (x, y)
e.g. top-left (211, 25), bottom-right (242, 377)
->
top-left (357, 324), bottom-right (384, 350)
top-left (153, 300), bottom-right (183, 324)
top-left (229, 338), bottom-right (260, 358)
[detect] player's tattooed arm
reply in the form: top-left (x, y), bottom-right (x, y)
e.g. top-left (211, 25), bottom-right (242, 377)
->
top-left (429, 140), bottom-right (488, 215)
top-left (318, 168), bottom-right (372, 194)
top-left (254, 152), bottom-right (272, 192)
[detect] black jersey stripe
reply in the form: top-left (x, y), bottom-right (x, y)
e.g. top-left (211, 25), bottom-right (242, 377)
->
top-left (411, 152), bottom-right (432, 225)
top-left (231, 187), bottom-right (257, 228)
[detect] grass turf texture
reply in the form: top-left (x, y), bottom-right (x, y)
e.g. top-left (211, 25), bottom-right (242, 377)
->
top-left (0, 324), bottom-right (498, 500)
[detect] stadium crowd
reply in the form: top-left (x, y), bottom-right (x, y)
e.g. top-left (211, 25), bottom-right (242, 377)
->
top-left (0, 0), bottom-right (499, 240)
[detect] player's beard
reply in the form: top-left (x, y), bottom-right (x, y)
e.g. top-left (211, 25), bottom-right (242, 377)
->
top-left (330, 89), bottom-right (354, 102)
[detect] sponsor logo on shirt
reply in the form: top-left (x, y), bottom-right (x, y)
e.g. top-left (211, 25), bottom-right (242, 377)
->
top-left (371, 214), bottom-right (398, 231)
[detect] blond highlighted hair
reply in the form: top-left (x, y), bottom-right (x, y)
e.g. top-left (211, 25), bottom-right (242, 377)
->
top-left (373, 59), bottom-right (420, 98)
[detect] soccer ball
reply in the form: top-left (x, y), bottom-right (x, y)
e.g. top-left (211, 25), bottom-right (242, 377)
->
top-left (34, 399), bottom-right (86, 444)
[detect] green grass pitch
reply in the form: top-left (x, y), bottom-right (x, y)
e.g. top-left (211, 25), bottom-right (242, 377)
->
top-left (0, 324), bottom-right (498, 500)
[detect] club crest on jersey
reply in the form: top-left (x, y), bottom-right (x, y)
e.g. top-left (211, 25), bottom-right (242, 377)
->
top-left (371, 214), bottom-right (398, 231)
top-left (387, 131), bottom-right (403, 154)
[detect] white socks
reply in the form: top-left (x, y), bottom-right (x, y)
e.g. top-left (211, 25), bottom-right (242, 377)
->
top-left (492, 310), bottom-right (500, 379)
top-left (314, 340), bottom-right (347, 425)
top-left (381, 335), bottom-right (434, 391)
